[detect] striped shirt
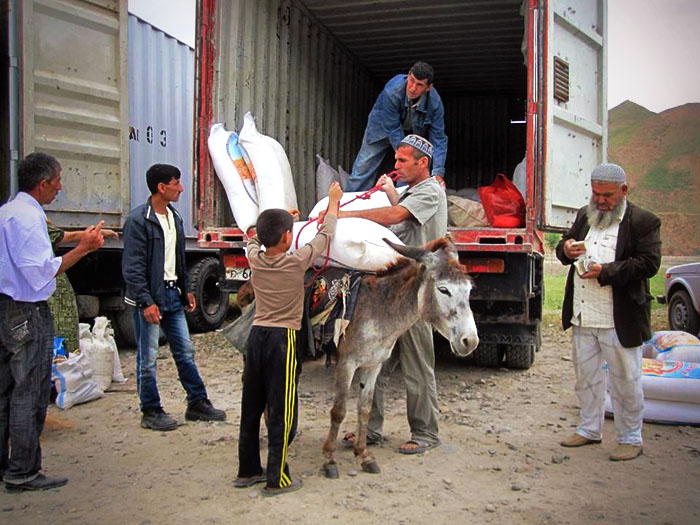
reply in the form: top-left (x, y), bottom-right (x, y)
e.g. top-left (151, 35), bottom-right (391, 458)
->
top-left (571, 201), bottom-right (626, 328)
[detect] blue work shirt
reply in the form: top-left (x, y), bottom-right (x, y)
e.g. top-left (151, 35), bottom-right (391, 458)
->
top-left (0, 192), bottom-right (61, 301)
top-left (363, 74), bottom-right (447, 176)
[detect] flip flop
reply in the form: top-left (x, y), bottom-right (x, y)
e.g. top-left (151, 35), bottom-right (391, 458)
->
top-left (397, 439), bottom-right (440, 455)
top-left (233, 469), bottom-right (266, 488)
top-left (261, 478), bottom-right (303, 497)
top-left (342, 431), bottom-right (384, 448)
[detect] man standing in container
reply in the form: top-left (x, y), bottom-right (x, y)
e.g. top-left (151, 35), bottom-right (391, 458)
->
top-left (345, 61), bottom-right (447, 192)
top-left (122, 164), bottom-right (226, 431)
top-left (322, 135), bottom-right (447, 454)
top-left (556, 163), bottom-right (661, 461)
top-left (0, 152), bottom-right (104, 492)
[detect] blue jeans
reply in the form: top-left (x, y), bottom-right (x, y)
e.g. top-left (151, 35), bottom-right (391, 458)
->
top-left (345, 136), bottom-right (395, 192)
top-left (134, 288), bottom-right (207, 412)
top-left (0, 295), bottom-right (54, 484)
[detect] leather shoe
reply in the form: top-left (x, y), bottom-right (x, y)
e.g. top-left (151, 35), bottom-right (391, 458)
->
top-left (5, 474), bottom-right (68, 492)
top-left (141, 409), bottom-right (178, 431)
top-left (185, 399), bottom-right (226, 422)
top-left (560, 433), bottom-right (602, 447)
top-left (610, 444), bottom-right (643, 461)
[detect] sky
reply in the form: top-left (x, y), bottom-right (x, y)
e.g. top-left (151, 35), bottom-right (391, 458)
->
top-left (128, 0), bottom-right (700, 114)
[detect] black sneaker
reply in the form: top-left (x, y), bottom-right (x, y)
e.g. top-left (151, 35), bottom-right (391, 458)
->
top-left (141, 409), bottom-right (178, 431)
top-left (185, 399), bottom-right (226, 422)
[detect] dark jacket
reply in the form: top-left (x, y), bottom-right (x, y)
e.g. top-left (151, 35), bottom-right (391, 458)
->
top-left (122, 197), bottom-right (189, 309)
top-left (363, 74), bottom-right (447, 176)
top-left (556, 201), bottom-right (661, 348)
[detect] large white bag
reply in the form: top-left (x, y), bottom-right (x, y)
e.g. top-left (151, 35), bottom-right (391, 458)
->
top-left (207, 123), bottom-right (259, 232)
top-left (53, 353), bottom-right (104, 409)
top-left (308, 186), bottom-right (408, 219)
top-left (289, 217), bottom-right (404, 272)
top-left (239, 112), bottom-right (297, 212)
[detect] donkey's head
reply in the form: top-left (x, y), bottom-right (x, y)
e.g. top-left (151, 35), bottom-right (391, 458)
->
top-left (384, 237), bottom-right (479, 357)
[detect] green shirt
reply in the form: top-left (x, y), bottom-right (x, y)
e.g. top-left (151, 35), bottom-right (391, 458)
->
top-left (390, 177), bottom-right (447, 246)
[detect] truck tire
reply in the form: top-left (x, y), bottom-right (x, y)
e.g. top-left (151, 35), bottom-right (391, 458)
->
top-left (472, 343), bottom-right (503, 367)
top-left (668, 290), bottom-right (700, 335)
top-left (109, 306), bottom-right (166, 349)
top-left (186, 257), bottom-right (229, 332)
top-left (505, 344), bottom-right (535, 370)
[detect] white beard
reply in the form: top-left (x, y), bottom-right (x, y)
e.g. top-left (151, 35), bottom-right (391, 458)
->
top-left (586, 197), bottom-right (625, 230)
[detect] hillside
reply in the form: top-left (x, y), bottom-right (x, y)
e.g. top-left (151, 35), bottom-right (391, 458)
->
top-left (608, 100), bottom-right (700, 255)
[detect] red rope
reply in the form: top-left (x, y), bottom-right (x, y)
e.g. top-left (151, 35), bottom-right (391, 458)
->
top-left (298, 171), bottom-right (402, 288)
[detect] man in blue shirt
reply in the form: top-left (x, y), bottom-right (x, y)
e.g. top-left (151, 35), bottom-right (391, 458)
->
top-left (0, 153), bottom-right (104, 492)
top-left (345, 61), bottom-right (448, 192)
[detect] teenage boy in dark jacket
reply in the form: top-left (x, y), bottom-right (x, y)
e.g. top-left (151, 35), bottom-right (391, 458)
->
top-left (122, 163), bottom-right (225, 431)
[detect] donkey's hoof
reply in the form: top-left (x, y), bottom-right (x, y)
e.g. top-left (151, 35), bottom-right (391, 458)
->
top-left (361, 459), bottom-right (381, 474)
top-left (323, 462), bottom-right (339, 479)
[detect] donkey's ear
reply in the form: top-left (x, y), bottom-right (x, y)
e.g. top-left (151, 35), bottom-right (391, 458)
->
top-left (383, 238), bottom-right (428, 262)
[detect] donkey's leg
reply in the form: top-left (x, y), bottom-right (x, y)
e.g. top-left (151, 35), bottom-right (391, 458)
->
top-left (355, 365), bottom-right (382, 474)
top-left (322, 360), bottom-right (354, 479)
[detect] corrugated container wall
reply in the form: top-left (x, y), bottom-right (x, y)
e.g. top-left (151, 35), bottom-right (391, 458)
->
top-left (128, 14), bottom-right (196, 236)
top-left (209, 0), bottom-right (376, 217)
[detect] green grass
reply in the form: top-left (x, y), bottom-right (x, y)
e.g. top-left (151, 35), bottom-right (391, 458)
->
top-left (543, 271), bottom-right (666, 312)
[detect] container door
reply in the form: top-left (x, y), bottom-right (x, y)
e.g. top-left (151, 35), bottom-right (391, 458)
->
top-left (538, 0), bottom-right (607, 230)
top-left (20, 0), bottom-right (128, 229)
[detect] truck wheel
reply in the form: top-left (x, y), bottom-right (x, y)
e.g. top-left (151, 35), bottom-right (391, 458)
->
top-left (472, 343), bottom-right (503, 367)
top-left (109, 306), bottom-right (166, 348)
top-left (505, 344), bottom-right (535, 370)
top-left (668, 290), bottom-right (700, 335)
top-left (186, 257), bottom-right (229, 332)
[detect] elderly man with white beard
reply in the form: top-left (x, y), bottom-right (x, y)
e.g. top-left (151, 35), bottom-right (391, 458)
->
top-left (555, 163), bottom-right (661, 461)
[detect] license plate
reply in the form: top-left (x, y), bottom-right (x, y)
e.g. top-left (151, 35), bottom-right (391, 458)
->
top-left (226, 267), bottom-right (251, 281)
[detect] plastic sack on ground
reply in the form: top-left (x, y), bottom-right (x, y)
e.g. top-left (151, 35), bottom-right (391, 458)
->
top-left (94, 316), bottom-right (126, 384)
top-left (53, 352), bottom-right (103, 409)
top-left (308, 186), bottom-right (408, 219)
top-left (239, 112), bottom-right (298, 212)
top-left (316, 155), bottom-right (339, 201)
top-left (207, 123), bottom-right (259, 232)
top-left (290, 217), bottom-right (404, 272)
top-left (447, 195), bottom-right (489, 227)
top-left (478, 173), bottom-right (525, 227)
top-left (642, 331), bottom-right (700, 362)
top-left (605, 358), bottom-right (700, 426)
top-left (81, 317), bottom-right (115, 391)
top-left (221, 300), bottom-right (256, 357)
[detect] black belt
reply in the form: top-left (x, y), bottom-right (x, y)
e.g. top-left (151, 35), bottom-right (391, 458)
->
top-left (164, 280), bottom-right (178, 289)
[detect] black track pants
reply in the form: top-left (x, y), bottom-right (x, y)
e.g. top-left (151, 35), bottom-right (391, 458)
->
top-left (237, 326), bottom-right (299, 488)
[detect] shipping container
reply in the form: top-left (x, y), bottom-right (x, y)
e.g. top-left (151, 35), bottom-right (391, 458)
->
top-left (196, 0), bottom-right (608, 369)
top-left (2, 1), bottom-right (229, 345)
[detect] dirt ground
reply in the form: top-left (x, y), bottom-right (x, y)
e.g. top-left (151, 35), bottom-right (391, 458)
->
top-left (1, 309), bottom-right (699, 525)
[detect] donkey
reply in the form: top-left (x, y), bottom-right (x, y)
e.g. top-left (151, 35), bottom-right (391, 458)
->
top-left (322, 236), bottom-right (479, 478)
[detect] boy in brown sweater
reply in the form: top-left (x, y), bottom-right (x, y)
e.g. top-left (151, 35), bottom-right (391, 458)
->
top-left (235, 182), bottom-right (342, 496)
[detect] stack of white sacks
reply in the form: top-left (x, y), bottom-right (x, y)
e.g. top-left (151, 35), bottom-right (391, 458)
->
top-left (605, 331), bottom-right (700, 425)
top-left (208, 112), bottom-right (405, 271)
top-left (52, 317), bottom-right (127, 409)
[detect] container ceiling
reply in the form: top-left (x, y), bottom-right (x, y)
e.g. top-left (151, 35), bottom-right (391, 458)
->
top-left (300, 0), bottom-right (528, 96)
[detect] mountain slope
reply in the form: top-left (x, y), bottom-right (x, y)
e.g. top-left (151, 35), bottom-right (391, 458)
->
top-left (608, 101), bottom-right (700, 255)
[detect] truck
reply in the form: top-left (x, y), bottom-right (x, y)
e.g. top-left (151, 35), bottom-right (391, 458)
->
top-left (2, 1), bottom-right (230, 345)
top-left (2, 0), bottom-right (607, 368)
top-left (194, 0), bottom-right (608, 369)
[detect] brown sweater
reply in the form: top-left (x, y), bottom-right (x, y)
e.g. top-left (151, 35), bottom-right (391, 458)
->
top-left (247, 215), bottom-right (337, 330)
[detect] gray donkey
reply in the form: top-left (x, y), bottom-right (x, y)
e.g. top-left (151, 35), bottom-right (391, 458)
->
top-left (322, 236), bottom-right (479, 478)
